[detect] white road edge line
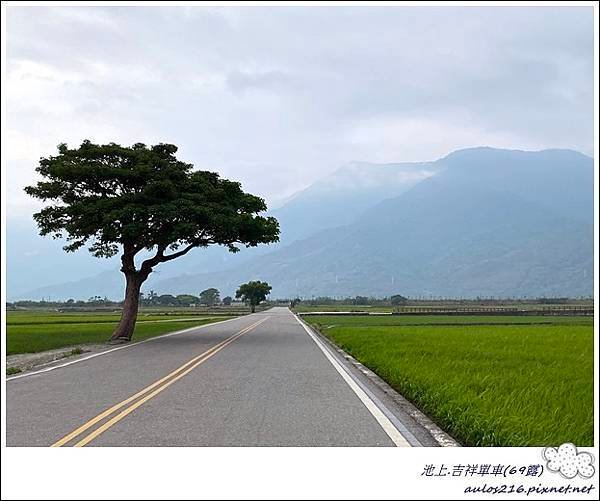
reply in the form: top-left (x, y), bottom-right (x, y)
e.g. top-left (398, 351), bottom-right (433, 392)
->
top-left (6, 314), bottom-right (253, 382)
top-left (293, 313), bottom-right (412, 447)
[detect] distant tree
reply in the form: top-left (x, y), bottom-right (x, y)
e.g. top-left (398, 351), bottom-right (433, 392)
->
top-left (176, 294), bottom-right (199, 306)
top-left (145, 290), bottom-right (159, 306)
top-left (199, 288), bottom-right (220, 306)
top-left (353, 295), bottom-right (369, 305)
top-left (222, 296), bottom-right (233, 306)
top-left (314, 296), bottom-right (335, 305)
top-left (157, 294), bottom-right (178, 306)
top-left (235, 281), bottom-right (272, 313)
top-left (25, 141), bottom-right (279, 342)
top-left (390, 294), bottom-right (408, 306)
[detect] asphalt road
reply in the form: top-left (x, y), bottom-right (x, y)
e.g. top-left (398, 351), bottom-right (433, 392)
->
top-left (6, 307), bottom-right (446, 447)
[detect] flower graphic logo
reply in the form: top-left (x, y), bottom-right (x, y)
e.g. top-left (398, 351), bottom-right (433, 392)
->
top-left (543, 443), bottom-right (595, 479)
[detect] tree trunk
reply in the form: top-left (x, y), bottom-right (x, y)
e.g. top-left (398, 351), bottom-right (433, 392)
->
top-left (251, 303), bottom-right (256, 313)
top-left (110, 272), bottom-right (143, 342)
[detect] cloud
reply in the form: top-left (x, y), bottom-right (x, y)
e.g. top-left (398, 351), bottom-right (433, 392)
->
top-left (4, 5), bottom-right (594, 216)
top-left (226, 70), bottom-right (300, 94)
top-left (543, 443), bottom-right (595, 479)
top-left (344, 116), bottom-right (534, 164)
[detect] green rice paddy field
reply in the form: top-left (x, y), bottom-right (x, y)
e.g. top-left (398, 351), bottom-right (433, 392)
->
top-left (6, 311), bottom-right (236, 355)
top-left (304, 314), bottom-right (594, 447)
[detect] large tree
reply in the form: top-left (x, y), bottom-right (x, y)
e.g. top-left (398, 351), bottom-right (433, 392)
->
top-left (235, 281), bottom-right (272, 313)
top-left (25, 141), bottom-right (279, 342)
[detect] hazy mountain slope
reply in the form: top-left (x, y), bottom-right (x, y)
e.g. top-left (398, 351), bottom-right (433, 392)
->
top-left (153, 182), bottom-right (592, 298)
top-left (270, 160), bottom-right (439, 243)
top-left (13, 147), bottom-right (593, 300)
top-left (9, 160), bottom-right (438, 300)
top-left (19, 270), bottom-right (126, 302)
top-left (153, 147), bottom-right (594, 298)
top-left (438, 147), bottom-right (593, 223)
top-left (6, 219), bottom-right (118, 299)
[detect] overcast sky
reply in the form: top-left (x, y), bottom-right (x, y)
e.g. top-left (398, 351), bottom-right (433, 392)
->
top-left (5, 5), bottom-right (594, 217)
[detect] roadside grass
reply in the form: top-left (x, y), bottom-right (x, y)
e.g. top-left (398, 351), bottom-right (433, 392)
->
top-left (6, 367), bottom-right (22, 376)
top-left (305, 315), bottom-right (593, 447)
top-left (7, 315), bottom-right (235, 355)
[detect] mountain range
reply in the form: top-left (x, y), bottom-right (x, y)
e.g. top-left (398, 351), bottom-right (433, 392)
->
top-left (8, 147), bottom-right (593, 300)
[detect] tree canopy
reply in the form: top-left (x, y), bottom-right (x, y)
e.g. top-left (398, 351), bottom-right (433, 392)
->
top-left (199, 288), bottom-right (220, 306)
top-left (25, 141), bottom-right (280, 341)
top-left (25, 141), bottom-right (279, 264)
top-left (236, 281), bottom-right (272, 312)
top-left (390, 294), bottom-right (408, 305)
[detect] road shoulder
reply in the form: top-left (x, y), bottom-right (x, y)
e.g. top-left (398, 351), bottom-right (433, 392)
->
top-left (295, 313), bottom-right (460, 447)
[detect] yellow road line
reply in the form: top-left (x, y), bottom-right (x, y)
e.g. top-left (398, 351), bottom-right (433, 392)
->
top-left (51, 317), bottom-right (269, 447)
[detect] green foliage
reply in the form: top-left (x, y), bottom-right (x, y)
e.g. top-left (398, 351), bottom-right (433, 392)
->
top-left (155, 294), bottom-right (178, 306)
top-left (25, 141), bottom-right (280, 261)
top-left (306, 315), bottom-right (593, 446)
top-left (235, 281), bottom-right (272, 308)
top-left (199, 288), bottom-right (220, 306)
top-left (222, 296), bottom-right (233, 306)
top-left (24, 141), bottom-right (279, 341)
top-left (175, 294), bottom-right (200, 306)
top-left (390, 294), bottom-right (408, 305)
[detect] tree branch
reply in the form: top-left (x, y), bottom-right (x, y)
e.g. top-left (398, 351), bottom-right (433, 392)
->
top-left (159, 242), bottom-right (197, 263)
top-left (140, 243), bottom-right (168, 273)
top-left (157, 230), bottom-right (211, 263)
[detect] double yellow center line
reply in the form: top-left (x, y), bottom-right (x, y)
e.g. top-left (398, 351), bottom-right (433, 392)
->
top-left (52, 316), bottom-right (269, 447)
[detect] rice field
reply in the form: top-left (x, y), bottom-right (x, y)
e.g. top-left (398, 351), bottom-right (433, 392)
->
top-left (6, 311), bottom-right (237, 354)
top-left (304, 314), bottom-right (594, 447)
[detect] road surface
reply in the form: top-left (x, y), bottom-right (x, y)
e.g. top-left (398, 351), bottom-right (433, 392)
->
top-left (6, 307), bottom-right (448, 447)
